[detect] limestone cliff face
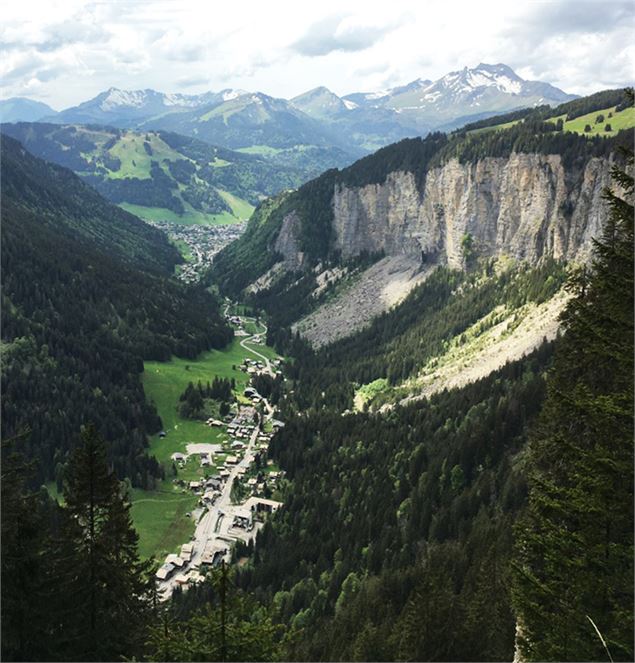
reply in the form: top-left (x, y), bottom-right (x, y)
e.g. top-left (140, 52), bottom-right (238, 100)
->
top-left (330, 154), bottom-right (614, 267)
top-left (274, 211), bottom-right (304, 270)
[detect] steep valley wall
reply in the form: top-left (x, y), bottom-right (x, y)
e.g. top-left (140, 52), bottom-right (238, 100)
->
top-left (329, 154), bottom-right (614, 268)
top-left (265, 151), bottom-right (617, 351)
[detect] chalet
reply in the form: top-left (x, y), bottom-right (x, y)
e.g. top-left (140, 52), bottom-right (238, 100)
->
top-left (173, 573), bottom-right (189, 586)
top-left (201, 542), bottom-right (228, 566)
top-left (159, 431), bottom-right (167, 438)
top-left (225, 455), bottom-right (238, 465)
top-left (165, 554), bottom-right (185, 568)
top-left (245, 496), bottom-right (283, 514)
top-left (171, 452), bottom-right (186, 462)
top-left (187, 570), bottom-right (205, 584)
top-left (156, 563), bottom-right (175, 581)
top-left (189, 480), bottom-right (202, 491)
top-left (247, 478), bottom-right (257, 487)
top-left (244, 387), bottom-right (257, 397)
top-left (231, 441), bottom-right (245, 450)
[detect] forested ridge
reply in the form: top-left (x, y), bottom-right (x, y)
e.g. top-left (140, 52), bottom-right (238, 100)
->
top-left (1, 136), bottom-right (232, 487)
top-left (0, 123), bottom-right (308, 215)
top-left (238, 346), bottom-right (553, 660)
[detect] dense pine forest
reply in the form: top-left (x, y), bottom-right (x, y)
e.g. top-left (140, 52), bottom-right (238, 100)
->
top-left (1, 135), bottom-right (232, 487)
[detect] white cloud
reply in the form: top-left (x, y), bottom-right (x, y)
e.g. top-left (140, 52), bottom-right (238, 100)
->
top-left (0, 0), bottom-right (632, 109)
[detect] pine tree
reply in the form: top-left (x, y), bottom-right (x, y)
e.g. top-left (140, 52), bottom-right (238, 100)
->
top-left (0, 433), bottom-right (55, 661)
top-left (61, 424), bottom-right (152, 661)
top-left (512, 144), bottom-right (634, 661)
top-left (146, 563), bottom-right (280, 661)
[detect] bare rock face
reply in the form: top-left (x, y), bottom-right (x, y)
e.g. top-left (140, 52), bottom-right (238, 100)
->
top-left (274, 211), bottom-right (304, 270)
top-left (331, 155), bottom-right (614, 267)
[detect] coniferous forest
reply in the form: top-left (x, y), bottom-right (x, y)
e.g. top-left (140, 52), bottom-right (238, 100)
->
top-left (1, 136), bottom-right (233, 487)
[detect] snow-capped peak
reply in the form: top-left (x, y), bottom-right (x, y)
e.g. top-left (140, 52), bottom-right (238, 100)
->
top-left (100, 88), bottom-right (149, 111)
top-left (435, 63), bottom-right (524, 96)
top-left (364, 89), bottom-right (391, 100)
top-left (221, 89), bottom-right (245, 101)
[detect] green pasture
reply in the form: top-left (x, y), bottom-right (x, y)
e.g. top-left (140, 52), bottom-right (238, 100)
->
top-left (118, 202), bottom-right (245, 226)
top-left (129, 485), bottom-right (198, 560)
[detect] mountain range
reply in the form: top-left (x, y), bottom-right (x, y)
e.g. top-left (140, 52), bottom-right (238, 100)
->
top-left (2, 64), bottom-right (577, 166)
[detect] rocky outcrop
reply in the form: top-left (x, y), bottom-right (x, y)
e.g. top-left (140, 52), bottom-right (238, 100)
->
top-left (273, 211), bottom-right (304, 270)
top-left (331, 154), bottom-right (614, 267)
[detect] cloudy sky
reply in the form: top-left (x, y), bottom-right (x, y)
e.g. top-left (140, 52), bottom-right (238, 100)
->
top-left (1, 0), bottom-right (633, 109)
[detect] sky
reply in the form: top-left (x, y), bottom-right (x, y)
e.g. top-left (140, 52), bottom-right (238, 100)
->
top-left (1, 0), bottom-right (634, 109)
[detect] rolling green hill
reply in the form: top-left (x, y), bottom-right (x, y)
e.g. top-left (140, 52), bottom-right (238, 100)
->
top-left (0, 123), bottom-right (317, 225)
top-left (464, 88), bottom-right (634, 137)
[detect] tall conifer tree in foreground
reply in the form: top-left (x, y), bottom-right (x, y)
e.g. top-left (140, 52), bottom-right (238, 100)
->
top-left (512, 137), bottom-right (634, 661)
top-left (62, 424), bottom-right (152, 661)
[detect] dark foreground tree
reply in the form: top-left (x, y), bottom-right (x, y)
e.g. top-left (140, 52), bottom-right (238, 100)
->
top-left (60, 424), bottom-right (153, 661)
top-left (146, 563), bottom-right (280, 661)
top-left (0, 433), bottom-right (57, 661)
top-left (512, 144), bottom-right (634, 661)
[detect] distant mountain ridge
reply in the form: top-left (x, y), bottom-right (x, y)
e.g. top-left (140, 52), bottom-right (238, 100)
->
top-left (2, 63), bottom-right (577, 164)
top-left (0, 97), bottom-right (58, 123)
top-left (46, 86), bottom-right (247, 126)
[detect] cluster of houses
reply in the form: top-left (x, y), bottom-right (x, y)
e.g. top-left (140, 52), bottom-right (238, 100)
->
top-left (243, 467), bottom-right (284, 497)
top-left (152, 222), bottom-right (245, 285)
top-left (239, 358), bottom-right (269, 376)
top-left (186, 475), bottom-right (224, 504)
top-left (171, 450), bottom-right (216, 469)
top-left (155, 543), bottom-right (205, 587)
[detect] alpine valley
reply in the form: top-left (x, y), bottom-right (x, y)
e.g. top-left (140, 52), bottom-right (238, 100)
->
top-left (1, 43), bottom-right (633, 663)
